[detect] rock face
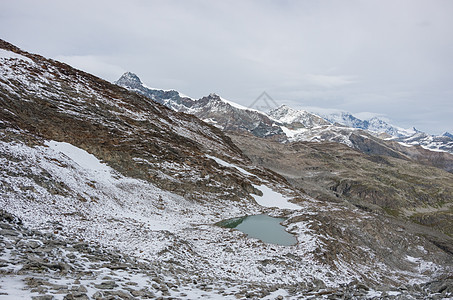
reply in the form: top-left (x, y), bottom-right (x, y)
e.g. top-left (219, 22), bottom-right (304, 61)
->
top-left (2, 40), bottom-right (453, 298)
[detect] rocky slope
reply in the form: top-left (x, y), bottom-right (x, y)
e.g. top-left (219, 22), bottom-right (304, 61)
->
top-left (1, 40), bottom-right (453, 299)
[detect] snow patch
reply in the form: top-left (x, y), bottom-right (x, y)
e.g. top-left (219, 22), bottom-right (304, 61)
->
top-left (0, 275), bottom-right (33, 299)
top-left (206, 155), bottom-right (256, 177)
top-left (219, 95), bottom-right (270, 116)
top-left (419, 144), bottom-right (448, 153)
top-left (252, 185), bottom-right (300, 210)
top-left (45, 141), bottom-right (110, 172)
top-left (0, 49), bottom-right (33, 64)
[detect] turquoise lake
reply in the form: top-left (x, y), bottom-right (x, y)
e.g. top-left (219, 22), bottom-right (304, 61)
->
top-left (217, 214), bottom-right (297, 246)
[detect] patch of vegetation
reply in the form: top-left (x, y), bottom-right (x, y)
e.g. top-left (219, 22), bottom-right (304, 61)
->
top-left (410, 212), bottom-right (453, 237)
top-left (383, 207), bottom-right (400, 217)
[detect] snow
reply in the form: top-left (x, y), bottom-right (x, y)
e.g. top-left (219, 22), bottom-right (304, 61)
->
top-left (262, 289), bottom-right (290, 299)
top-left (420, 144), bottom-right (448, 153)
top-left (398, 141), bottom-right (450, 153)
top-left (177, 91), bottom-right (193, 99)
top-left (280, 126), bottom-right (297, 138)
top-left (219, 95), bottom-right (269, 116)
top-left (0, 49), bottom-right (33, 64)
top-left (0, 276), bottom-right (33, 299)
top-left (406, 255), bottom-right (419, 263)
top-left (45, 141), bottom-right (111, 172)
top-left (252, 185), bottom-right (301, 210)
top-left (206, 155), bottom-right (256, 177)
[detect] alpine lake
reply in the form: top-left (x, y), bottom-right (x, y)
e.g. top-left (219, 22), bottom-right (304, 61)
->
top-left (216, 214), bottom-right (297, 246)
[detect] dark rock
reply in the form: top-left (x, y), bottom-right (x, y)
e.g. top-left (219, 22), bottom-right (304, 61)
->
top-left (31, 296), bottom-right (54, 300)
top-left (130, 289), bottom-right (155, 298)
top-left (0, 223), bottom-right (12, 229)
top-left (17, 239), bottom-right (42, 249)
top-left (25, 277), bottom-right (49, 288)
top-left (64, 293), bottom-right (89, 300)
top-left (0, 210), bottom-right (22, 224)
top-left (0, 229), bottom-right (19, 236)
top-left (101, 263), bottom-right (129, 270)
top-left (94, 281), bottom-right (118, 290)
top-left (103, 290), bottom-right (134, 299)
top-left (30, 286), bottom-right (49, 294)
top-left (92, 291), bottom-right (104, 300)
top-left (356, 283), bottom-right (370, 291)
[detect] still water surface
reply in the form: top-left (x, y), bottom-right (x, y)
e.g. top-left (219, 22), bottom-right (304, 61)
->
top-left (217, 214), bottom-right (297, 246)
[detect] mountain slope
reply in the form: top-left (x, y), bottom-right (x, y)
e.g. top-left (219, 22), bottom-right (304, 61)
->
top-left (229, 131), bottom-right (453, 237)
top-left (1, 40), bottom-right (453, 298)
top-left (0, 42), bottom-right (264, 203)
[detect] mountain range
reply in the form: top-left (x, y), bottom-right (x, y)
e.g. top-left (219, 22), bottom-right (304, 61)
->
top-left (1, 39), bottom-right (453, 299)
top-left (116, 72), bottom-right (453, 155)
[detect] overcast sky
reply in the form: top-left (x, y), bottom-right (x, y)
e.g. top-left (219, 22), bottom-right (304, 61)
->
top-left (2, 0), bottom-right (452, 134)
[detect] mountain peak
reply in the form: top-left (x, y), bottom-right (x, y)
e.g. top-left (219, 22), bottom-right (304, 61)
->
top-left (208, 92), bottom-right (221, 99)
top-left (269, 105), bottom-right (330, 127)
top-left (269, 105), bottom-right (298, 116)
top-left (443, 132), bottom-right (453, 139)
top-left (115, 72), bottom-right (142, 88)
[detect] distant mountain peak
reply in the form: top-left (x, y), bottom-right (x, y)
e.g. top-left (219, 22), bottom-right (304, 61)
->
top-left (443, 132), bottom-right (453, 139)
top-left (207, 93), bottom-right (221, 100)
top-left (115, 72), bottom-right (143, 88)
top-left (269, 105), bottom-right (330, 127)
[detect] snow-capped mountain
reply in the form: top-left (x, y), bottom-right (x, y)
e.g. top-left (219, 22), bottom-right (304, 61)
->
top-left (116, 72), bottom-right (453, 156)
top-left (270, 105), bottom-right (453, 155)
top-left (444, 132), bottom-right (453, 139)
top-left (268, 105), bottom-right (330, 128)
top-left (317, 110), bottom-right (453, 153)
top-left (315, 110), bottom-right (417, 138)
top-left (397, 131), bottom-right (453, 153)
top-left (115, 72), bottom-right (284, 139)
